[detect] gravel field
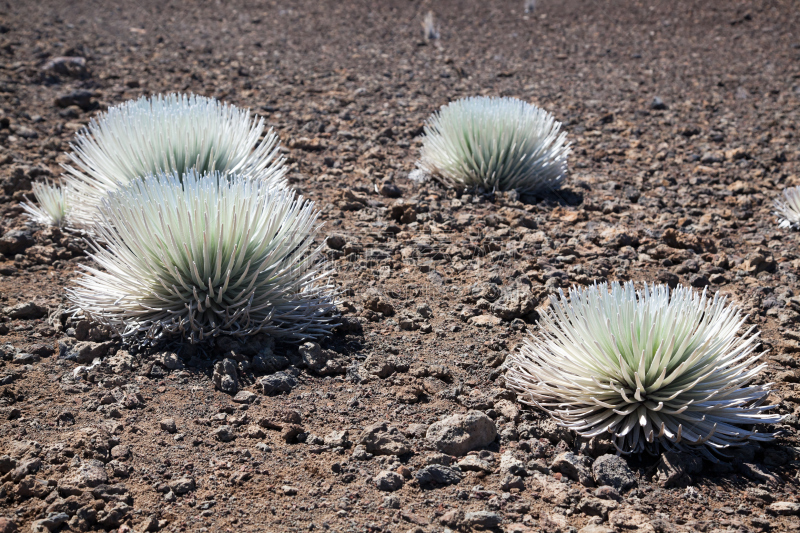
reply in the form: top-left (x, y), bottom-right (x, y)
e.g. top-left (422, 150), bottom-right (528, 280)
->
top-left (0, 0), bottom-right (799, 532)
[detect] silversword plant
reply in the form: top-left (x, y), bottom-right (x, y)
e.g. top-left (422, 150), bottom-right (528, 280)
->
top-left (63, 93), bottom-right (286, 228)
top-left (68, 170), bottom-right (337, 343)
top-left (20, 180), bottom-right (70, 227)
top-left (774, 186), bottom-right (800, 229)
top-left (418, 96), bottom-right (570, 194)
top-left (504, 281), bottom-right (781, 456)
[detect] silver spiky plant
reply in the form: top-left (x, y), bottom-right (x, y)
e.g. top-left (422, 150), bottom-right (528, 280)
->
top-left (20, 180), bottom-right (71, 227)
top-left (774, 186), bottom-right (800, 229)
top-left (418, 96), bottom-right (571, 194)
top-left (504, 281), bottom-right (781, 457)
top-left (62, 93), bottom-right (286, 228)
top-left (68, 170), bottom-right (337, 343)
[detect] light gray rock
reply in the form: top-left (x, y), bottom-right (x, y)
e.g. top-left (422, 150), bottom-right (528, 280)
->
top-left (299, 342), bottom-right (326, 372)
top-left (159, 418), bottom-right (177, 434)
top-left (457, 455), bottom-right (494, 474)
top-left (426, 410), bottom-right (497, 456)
top-left (499, 451), bottom-right (526, 477)
top-left (374, 470), bottom-right (404, 492)
top-left (463, 511), bottom-right (502, 529)
top-left (770, 501), bottom-right (800, 515)
top-left (323, 430), bottom-right (348, 447)
top-left (359, 422), bottom-right (411, 456)
top-left (213, 425), bottom-right (235, 442)
top-left (232, 391), bottom-right (257, 404)
top-left (66, 459), bottom-right (108, 488)
top-left (169, 477), bottom-right (196, 495)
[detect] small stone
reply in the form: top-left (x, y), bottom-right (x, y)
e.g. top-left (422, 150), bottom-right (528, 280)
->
top-left (414, 464), bottom-right (462, 486)
top-left (578, 497), bottom-right (619, 519)
top-left (259, 371), bottom-right (297, 395)
top-left (426, 410), bottom-right (497, 456)
top-left (469, 315), bottom-right (503, 327)
top-left (578, 524), bottom-right (615, 533)
top-left (375, 470), bottom-right (404, 492)
top-left (769, 502), bottom-right (800, 515)
top-left (651, 97), bottom-right (667, 110)
top-left (110, 445), bottom-right (130, 460)
top-left (232, 391), bottom-right (257, 404)
top-left (463, 511), bottom-right (502, 530)
top-left (592, 454), bottom-right (636, 492)
top-left (593, 485), bottom-right (622, 502)
top-left (500, 475), bottom-right (525, 491)
top-left (499, 452), bottom-right (527, 477)
top-left (67, 459), bottom-right (108, 487)
top-left (212, 358), bottom-right (238, 395)
top-left (54, 90), bottom-right (96, 110)
top-left (159, 352), bottom-right (184, 370)
top-left (351, 444), bottom-right (373, 461)
top-left (30, 512), bottom-right (68, 533)
top-left (213, 425), bottom-right (236, 442)
top-left (299, 342), bottom-right (327, 372)
top-left (323, 430), bottom-right (349, 447)
top-left (11, 352), bottom-right (38, 365)
top-left (457, 455), bottom-right (494, 474)
top-left (159, 418), bottom-right (177, 434)
top-left (359, 422), bottom-right (412, 456)
top-left (282, 485), bottom-right (298, 496)
top-left (3, 302), bottom-right (46, 319)
top-left (42, 56), bottom-right (88, 79)
top-left (383, 495), bottom-right (401, 509)
top-left (168, 477), bottom-right (196, 495)
top-left (281, 424), bottom-right (303, 443)
top-left (246, 425), bottom-right (266, 439)
top-left (552, 452), bottom-right (594, 487)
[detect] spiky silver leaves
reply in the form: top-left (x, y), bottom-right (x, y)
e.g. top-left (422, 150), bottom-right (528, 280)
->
top-left (21, 180), bottom-right (70, 227)
top-left (504, 282), bottom-right (781, 456)
top-left (774, 186), bottom-right (800, 229)
top-left (418, 96), bottom-right (571, 194)
top-left (68, 170), bottom-right (337, 343)
top-left (63, 93), bottom-right (286, 228)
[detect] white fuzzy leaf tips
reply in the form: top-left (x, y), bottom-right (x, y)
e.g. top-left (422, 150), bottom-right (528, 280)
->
top-left (504, 282), bottom-right (782, 456)
top-left (63, 93), bottom-right (286, 228)
top-left (774, 186), bottom-right (800, 229)
top-left (418, 96), bottom-right (571, 194)
top-left (68, 170), bottom-right (337, 343)
top-left (20, 180), bottom-right (70, 227)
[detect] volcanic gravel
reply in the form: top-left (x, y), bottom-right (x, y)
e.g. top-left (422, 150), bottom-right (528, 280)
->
top-left (0, 0), bottom-right (799, 532)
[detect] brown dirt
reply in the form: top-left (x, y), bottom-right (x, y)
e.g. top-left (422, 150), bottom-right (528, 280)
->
top-left (0, 0), bottom-right (799, 532)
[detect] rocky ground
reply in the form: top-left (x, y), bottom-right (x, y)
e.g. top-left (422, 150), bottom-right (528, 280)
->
top-left (0, 0), bottom-right (799, 532)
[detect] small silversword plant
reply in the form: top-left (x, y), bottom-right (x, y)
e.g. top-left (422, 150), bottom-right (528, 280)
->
top-left (20, 180), bottom-right (70, 227)
top-left (68, 170), bottom-right (337, 343)
top-left (504, 281), bottom-right (781, 457)
top-left (774, 186), bottom-right (800, 229)
top-left (63, 93), bottom-right (286, 228)
top-left (418, 96), bottom-right (570, 194)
